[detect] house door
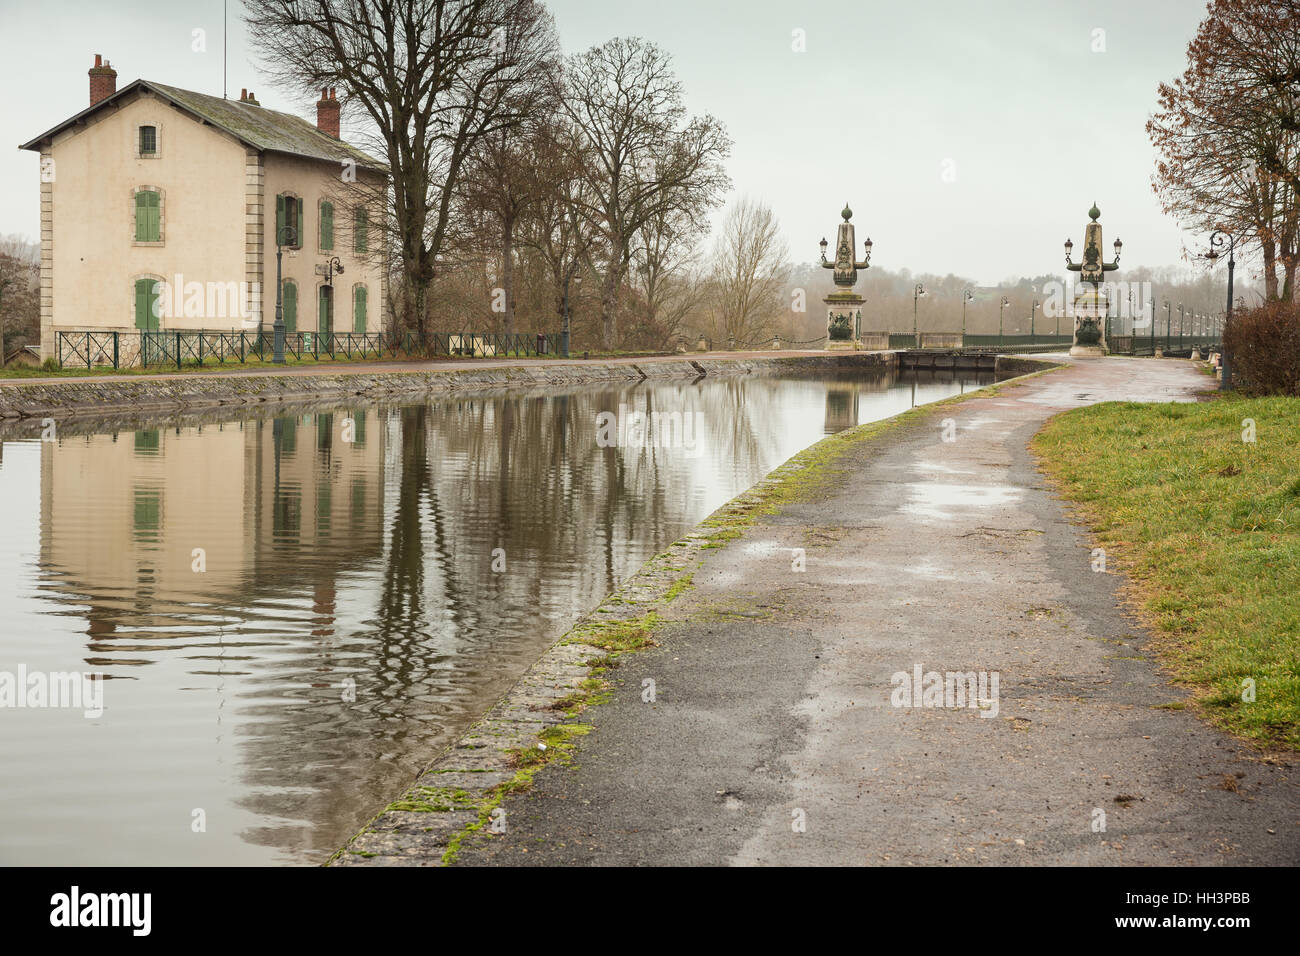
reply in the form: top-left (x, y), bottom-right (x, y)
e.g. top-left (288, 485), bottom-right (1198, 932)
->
top-left (283, 282), bottom-right (297, 333)
top-left (318, 286), bottom-right (333, 339)
top-left (134, 278), bottom-right (160, 331)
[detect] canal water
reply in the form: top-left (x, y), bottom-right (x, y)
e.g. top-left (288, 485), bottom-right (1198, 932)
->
top-left (0, 368), bottom-right (990, 865)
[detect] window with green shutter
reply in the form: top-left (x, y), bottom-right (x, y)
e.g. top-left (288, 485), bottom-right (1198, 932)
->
top-left (320, 201), bottom-right (334, 250)
top-left (276, 194), bottom-right (302, 248)
top-left (134, 278), bottom-right (160, 330)
top-left (318, 286), bottom-right (333, 336)
top-left (282, 281), bottom-right (297, 333)
top-left (133, 430), bottom-right (160, 455)
top-left (134, 190), bottom-right (160, 242)
top-left (353, 285), bottom-right (367, 333)
top-left (139, 126), bottom-right (157, 155)
top-left (133, 488), bottom-right (161, 532)
top-left (354, 206), bottom-right (368, 252)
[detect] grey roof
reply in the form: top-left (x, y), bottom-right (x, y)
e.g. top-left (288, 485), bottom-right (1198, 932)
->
top-left (20, 79), bottom-right (386, 171)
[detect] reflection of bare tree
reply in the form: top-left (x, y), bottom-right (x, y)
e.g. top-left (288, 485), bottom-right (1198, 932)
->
top-left (20, 370), bottom-right (983, 865)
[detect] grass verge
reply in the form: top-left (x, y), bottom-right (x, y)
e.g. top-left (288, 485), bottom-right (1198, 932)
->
top-left (1032, 395), bottom-right (1300, 750)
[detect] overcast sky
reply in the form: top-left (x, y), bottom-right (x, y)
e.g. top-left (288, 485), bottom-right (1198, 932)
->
top-left (3, 0), bottom-right (1217, 284)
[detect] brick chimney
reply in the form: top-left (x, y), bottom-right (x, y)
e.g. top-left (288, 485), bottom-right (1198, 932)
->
top-left (89, 54), bottom-right (117, 106)
top-left (316, 87), bottom-right (340, 139)
top-left (239, 88), bottom-right (261, 106)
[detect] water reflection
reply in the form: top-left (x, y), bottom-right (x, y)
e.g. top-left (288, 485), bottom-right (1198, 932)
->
top-left (0, 369), bottom-right (990, 865)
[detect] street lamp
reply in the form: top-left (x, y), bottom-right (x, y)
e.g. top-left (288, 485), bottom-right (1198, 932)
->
top-left (1164, 299), bottom-right (1171, 350)
top-left (913, 283), bottom-right (926, 347)
top-left (273, 223), bottom-right (299, 364)
top-left (1205, 230), bottom-right (1237, 390)
top-left (1030, 299), bottom-right (1039, 343)
top-left (1178, 302), bottom-right (1184, 351)
top-left (961, 289), bottom-right (973, 342)
top-left (999, 295), bottom-right (1008, 346)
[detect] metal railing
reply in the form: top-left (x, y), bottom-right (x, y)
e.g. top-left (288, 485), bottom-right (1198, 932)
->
top-left (56, 328), bottom-right (561, 370)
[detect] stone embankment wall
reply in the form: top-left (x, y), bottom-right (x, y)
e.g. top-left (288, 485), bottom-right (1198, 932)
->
top-left (0, 352), bottom-right (900, 421)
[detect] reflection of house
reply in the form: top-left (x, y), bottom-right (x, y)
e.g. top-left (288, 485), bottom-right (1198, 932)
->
top-left (39, 409), bottom-right (387, 632)
top-left (20, 56), bottom-right (388, 360)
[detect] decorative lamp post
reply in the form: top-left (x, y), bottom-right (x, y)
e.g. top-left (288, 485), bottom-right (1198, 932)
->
top-left (273, 223), bottom-right (298, 364)
top-left (819, 204), bottom-right (872, 350)
top-left (1030, 299), bottom-right (1039, 344)
top-left (961, 289), bottom-right (973, 344)
top-left (912, 283), bottom-right (926, 348)
top-left (1177, 303), bottom-right (1184, 352)
top-left (999, 295), bottom-right (1008, 346)
top-left (1064, 202), bottom-right (1120, 356)
top-left (1205, 230), bottom-right (1236, 390)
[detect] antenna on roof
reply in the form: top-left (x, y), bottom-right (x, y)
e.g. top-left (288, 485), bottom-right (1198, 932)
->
top-left (223, 0), bottom-right (228, 99)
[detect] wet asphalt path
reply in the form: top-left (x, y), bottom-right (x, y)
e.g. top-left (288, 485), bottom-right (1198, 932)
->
top-left (453, 356), bottom-right (1300, 866)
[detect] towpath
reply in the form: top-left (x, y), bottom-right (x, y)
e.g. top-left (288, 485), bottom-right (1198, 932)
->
top-left (450, 355), bottom-right (1300, 866)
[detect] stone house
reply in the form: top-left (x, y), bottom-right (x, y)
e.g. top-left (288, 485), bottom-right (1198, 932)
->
top-left (19, 56), bottom-right (389, 360)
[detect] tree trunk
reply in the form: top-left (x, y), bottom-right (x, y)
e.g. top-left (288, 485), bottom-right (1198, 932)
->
top-left (502, 214), bottom-right (515, 337)
top-left (1262, 236), bottom-right (1279, 300)
top-left (599, 233), bottom-right (629, 351)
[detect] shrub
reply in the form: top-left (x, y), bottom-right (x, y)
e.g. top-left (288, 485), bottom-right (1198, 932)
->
top-left (41, 357), bottom-right (59, 372)
top-left (1223, 301), bottom-right (1300, 395)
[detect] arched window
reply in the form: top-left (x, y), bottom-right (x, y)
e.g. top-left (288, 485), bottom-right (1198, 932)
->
top-left (282, 280), bottom-right (298, 333)
top-left (276, 193), bottom-right (303, 249)
top-left (319, 201), bottom-right (334, 251)
top-left (134, 188), bottom-right (161, 242)
top-left (352, 284), bottom-right (367, 333)
top-left (318, 285), bottom-right (333, 337)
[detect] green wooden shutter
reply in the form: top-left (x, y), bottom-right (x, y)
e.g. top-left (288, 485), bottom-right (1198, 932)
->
top-left (353, 285), bottom-right (367, 333)
top-left (296, 199), bottom-right (304, 249)
top-left (275, 194), bottom-right (285, 245)
top-left (319, 286), bottom-right (332, 336)
top-left (355, 207), bottom-right (367, 252)
top-left (283, 282), bottom-right (297, 333)
top-left (134, 278), bottom-right (159, 330)
top-left (135, 190), bottom-right (159, 242)
top-left (133, 488), bottom-right (161, 531)
top-left (321, 202), bottom-right (334, 250)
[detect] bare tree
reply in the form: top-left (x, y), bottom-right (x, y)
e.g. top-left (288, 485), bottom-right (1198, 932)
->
top-left (0, 234), bottom-right (40, 365)
top-left (708, 197), bottom-right (790, 348)
top-left (630, 204), bottom-right (705, 350)
top-left (518, 119), bottom-right (602, 335)
top-left (243, 0), bottom-right (561, 343)
top-left (1148, 0), bottom-right (1300, 300)
top-left (558, 37), bottom-right (731, 350)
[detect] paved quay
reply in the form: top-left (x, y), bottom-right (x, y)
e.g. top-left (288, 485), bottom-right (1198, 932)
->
top-left (0, 349), bottom-right (879, 421)
top-left (0, 349), bottom-right (825, 387)
top-left (447, 355), bottom-right (1300, 866)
